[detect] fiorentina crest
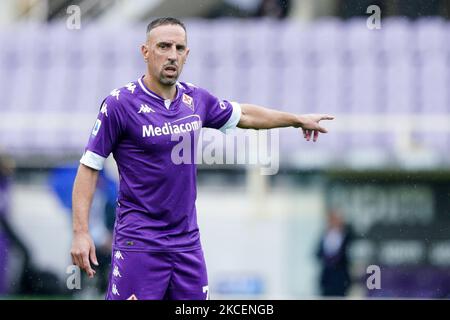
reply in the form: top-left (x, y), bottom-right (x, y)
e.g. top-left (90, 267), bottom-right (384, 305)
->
top-left (182, 93), bottom-right (194, 111)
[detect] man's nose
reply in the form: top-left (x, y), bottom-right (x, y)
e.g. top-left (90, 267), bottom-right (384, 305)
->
top-left (167, 46), bottom-right (177, 61)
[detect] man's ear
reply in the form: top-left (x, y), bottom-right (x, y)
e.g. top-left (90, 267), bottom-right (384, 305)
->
top-left (141, 44), bottom-right (149, 62)
top-left (184, 47), bottom-right (190, 63)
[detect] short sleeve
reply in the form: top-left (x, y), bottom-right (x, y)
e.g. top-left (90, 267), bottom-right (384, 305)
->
top-left (80, 95), bottom-right (126, 170)
top-left (201, 89), bottom-right (241, 133)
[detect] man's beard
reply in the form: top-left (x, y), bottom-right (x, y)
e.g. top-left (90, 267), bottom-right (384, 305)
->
top-left (159, 74), bottom-right (178, 86)
top-left (159, 66), bottom-right (179, 86)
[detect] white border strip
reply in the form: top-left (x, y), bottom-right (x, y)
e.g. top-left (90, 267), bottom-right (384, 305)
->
top-left (80, 150), bottom-right (106, 170)
top-left (219, 102), bottom-right (242, 133)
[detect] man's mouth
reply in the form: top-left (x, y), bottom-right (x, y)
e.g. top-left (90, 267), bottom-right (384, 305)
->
top-left (164, 65), bottom-right (177, 73)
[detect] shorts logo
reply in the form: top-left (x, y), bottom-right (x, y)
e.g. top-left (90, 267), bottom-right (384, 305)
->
top-left (100, 103), bottom-right (108, 117)
top-left (92, 119), bottom-right (101, 136)
top-left (182, 94), bottom-right (194, 111)
top-left (113, 265), bottom-right (122, 277)
top-left (112, 284), bottom-right (120, 296)
top-left (127, 294), bottom-right (138, 300)
top-left (114, 250), bottom-right (124, 260)
top-left (203, 285), bottom-right (210, 300)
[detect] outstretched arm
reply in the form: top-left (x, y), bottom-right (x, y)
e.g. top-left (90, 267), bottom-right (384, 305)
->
top-left (237, 103), bottom-right (334, 142)
top-left (71, 163), bottom-right (100, 278)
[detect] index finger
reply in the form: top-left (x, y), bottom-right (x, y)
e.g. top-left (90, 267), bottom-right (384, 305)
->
top-left (320, 115), bottom-right (335, 121)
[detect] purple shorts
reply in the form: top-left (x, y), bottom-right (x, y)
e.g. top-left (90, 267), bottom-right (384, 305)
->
top-left (105, 248), bottom-right (209, 300)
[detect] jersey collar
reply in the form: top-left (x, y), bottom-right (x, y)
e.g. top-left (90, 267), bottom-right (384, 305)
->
top-left (137, 76), bottom-right (182, 110)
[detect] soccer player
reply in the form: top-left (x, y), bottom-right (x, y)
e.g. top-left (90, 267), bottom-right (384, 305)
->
top-left (71, 17), bottom-right (334, 300)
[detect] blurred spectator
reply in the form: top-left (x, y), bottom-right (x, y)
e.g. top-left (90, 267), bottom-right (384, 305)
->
top-left (316, 209), bottom-right (354, 297)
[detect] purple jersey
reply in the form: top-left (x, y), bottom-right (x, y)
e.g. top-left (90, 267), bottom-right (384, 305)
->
top-left (80, 77), bottom-right (241, 252)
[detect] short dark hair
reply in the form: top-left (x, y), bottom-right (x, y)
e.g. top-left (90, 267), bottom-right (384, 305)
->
top-left (146, 17), bottom-right (186, 35)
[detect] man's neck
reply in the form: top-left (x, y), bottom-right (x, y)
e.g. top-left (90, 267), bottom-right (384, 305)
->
top-left (143, 74), bottom-right (176, 100)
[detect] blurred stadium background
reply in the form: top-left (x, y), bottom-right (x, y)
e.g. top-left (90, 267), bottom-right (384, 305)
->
top-left (0, 0), bottom-right (450, 299)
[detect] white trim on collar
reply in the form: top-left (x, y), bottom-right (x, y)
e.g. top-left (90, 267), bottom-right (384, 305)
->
top-left (137, 78), bottom-right (163, 101)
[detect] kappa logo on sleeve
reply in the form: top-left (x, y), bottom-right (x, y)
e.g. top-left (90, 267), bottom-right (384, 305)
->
top-left (100, 103), bottom-right (108, 117)
top-left (182, 93), bottom-right (194, 111)
top-left (91, 119), bottom-right (102, 136)
top-left (126, 82), bottom-right (136, 94)
top-left (110, 88), bottom-right (120, 100)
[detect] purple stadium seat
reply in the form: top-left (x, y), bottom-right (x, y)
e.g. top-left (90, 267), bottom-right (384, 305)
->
top-left (1, 19), bottom-right (449, 169)
top-left (416, 18), bottom-right (446, 54)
